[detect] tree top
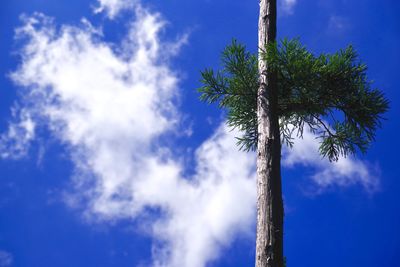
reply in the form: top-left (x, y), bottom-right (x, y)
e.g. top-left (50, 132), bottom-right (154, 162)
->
top-left (199, 39), bottom-right (389, 161)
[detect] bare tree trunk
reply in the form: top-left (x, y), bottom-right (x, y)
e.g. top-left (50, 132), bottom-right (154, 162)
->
top-left (255, 0), bottom-right (284, 267)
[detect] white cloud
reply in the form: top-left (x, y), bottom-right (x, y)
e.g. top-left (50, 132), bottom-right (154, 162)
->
top-left (144, 125), bottom-right (256, 267)
top-left (5, 7), bottom-right (255, 267)
top-left (0, 107), bottom-right (35, 159)
top-left (94, 0), bottom-right (135, 18)
top-left (0, 251), bottom-right (13, 267)
top-left (282, 126), bottom-right (379, 192)
top-left (281, 0), bottom-right (297, 15)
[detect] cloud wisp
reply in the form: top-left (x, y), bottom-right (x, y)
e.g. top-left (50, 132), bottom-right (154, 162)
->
top-left (0, 108), bottom-right (35, 159)
top-left (0, 1), bottom-right (379, 267)
top-left (282, 125), bottom-right (380, 192)
top-left (94, 0), bottom-right (136, 18)
top-left (281, 0), bottom-right (297, 15)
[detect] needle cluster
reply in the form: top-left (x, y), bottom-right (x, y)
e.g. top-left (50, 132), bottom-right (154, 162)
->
top-left (199, 39), bottom-right (389, 161)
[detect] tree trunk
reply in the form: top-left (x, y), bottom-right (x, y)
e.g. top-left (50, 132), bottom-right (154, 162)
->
top-left (255, 0), bottom-right (284, 267)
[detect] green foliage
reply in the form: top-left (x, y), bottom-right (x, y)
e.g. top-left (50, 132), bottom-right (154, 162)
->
top-left (198, 39), bottom-right (389, 161)
top-left (199, 40), bottom-right (258, 151)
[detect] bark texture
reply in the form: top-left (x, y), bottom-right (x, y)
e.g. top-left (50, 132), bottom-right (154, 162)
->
top-left (255, 0), bottom-right (284, 267)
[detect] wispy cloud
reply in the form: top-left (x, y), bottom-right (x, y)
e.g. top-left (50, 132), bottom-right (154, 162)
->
top-left (0, 108), bottom-right (35, 159)
top-left (0, 251), bottom-right (13, 267)
top-left (94, 0), bottom-right (136, 18)
top-left (281, 0), bottom-right (297, 15)
top-left (282, 125), bottom-right (380, 192)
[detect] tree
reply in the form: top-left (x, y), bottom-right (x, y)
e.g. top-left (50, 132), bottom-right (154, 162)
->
top-left (198, 1), bottom-right (389, 267)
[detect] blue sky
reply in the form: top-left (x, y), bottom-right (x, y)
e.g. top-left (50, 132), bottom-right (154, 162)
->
top-left (0, 0), bottom-right (399, 267)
